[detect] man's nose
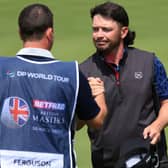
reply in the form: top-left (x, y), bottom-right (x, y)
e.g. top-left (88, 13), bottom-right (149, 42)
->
top-left (95, 29), bottom-right (104, 37)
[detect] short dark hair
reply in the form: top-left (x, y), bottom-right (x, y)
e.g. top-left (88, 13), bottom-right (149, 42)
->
top-left (18, 3), bottom-right (53, 41)
top-left (90, 1), bottom-right (135, 46)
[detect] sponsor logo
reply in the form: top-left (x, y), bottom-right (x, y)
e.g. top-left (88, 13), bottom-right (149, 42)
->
top-left (32, 114), bottom-right (65, 125)
top-left (32, 100), bottom-right (65, 126)
top-left (33, 100), bottom-right (65, 111)
top-left (134, 72), bottom-right (143, 79)
top-left (6, 71), bottom-right (15, 78)
top-left (1, 97), bottom-right (30, 128)
top-left (17, 71), bottom-right (69, 83)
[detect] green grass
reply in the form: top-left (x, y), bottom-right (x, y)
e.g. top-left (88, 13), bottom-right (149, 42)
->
top-left (0, 1), bottom-right (168, 168)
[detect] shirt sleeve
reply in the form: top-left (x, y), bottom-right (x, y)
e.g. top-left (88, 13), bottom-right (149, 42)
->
top-left (154, 57), bottom-right (168, 100)
top-left (76, 71), bottom-right (100, 120)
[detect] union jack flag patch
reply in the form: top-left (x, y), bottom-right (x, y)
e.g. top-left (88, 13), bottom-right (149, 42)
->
top-left (1, 97), bottom-right (30, 128)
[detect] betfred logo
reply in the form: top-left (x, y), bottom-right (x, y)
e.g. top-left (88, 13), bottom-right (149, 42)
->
top-left (33, 100), bottom-right (65, 111)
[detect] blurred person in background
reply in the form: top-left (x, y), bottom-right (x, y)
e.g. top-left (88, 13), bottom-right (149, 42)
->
top-left (0, 3), bottom-right (107, 168)
top-left (79, 1), bottom-right (168, 168)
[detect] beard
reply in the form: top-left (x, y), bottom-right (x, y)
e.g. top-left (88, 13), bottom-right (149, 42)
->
top-left (94, 38), bottom-right (121, 56)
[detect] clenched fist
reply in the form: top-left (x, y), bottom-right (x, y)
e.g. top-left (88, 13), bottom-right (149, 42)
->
top-left (88, 77), bottom-right (105, 97)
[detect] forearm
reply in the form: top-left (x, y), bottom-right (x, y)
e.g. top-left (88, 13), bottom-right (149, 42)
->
top-left (153, 99), bottom-right (168, 131)
top-left (76, 77), bottom-right (107, 130)
top-left (143, 99), bottom-right (168, 144)
top-left (76, 93), bottom-right (107, 130)
top-left (87, 92), bottom-right (107, 129)
top-left (86, 77), bottom-right (107, 129)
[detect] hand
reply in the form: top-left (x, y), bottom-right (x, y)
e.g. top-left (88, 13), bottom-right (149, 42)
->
top-left (88, 77), bottom-right (105, 97)
top-left (143, 122), bottom-right (161, 144)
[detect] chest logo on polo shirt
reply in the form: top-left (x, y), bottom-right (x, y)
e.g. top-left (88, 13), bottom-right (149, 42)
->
top-left (134, 72), bottom-right (143, 79)
top-left (1, 97), bottom-right (30, 128)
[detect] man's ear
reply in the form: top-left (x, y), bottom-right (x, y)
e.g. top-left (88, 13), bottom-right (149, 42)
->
top-left (46, 27), bottom-right (54, 41)
top-left (121, 26), bottom-right (128, 39)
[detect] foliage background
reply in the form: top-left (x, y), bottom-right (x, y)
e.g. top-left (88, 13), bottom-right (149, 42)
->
top-left (0, 0), bottom-right (168, 167)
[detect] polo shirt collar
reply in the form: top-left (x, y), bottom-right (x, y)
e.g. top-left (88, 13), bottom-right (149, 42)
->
top-left (99, 47), bottom-right (128, 66)
top-left (16, 48), bottom-right (54, 59)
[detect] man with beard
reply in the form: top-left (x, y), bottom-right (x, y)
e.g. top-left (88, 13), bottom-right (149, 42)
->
top-left (79, 1), bottom-right (168, 168)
